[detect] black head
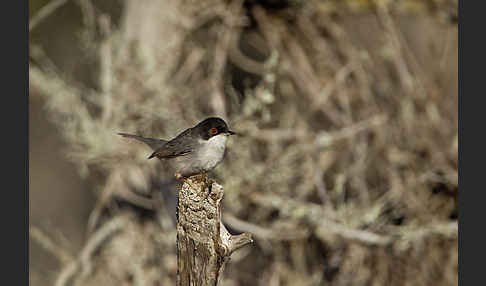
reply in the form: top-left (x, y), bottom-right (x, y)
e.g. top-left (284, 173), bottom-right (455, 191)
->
top-left (194, 117), bottom-right (236, 140)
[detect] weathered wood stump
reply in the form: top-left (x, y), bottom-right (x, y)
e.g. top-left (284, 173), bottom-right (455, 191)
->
top-left (177, 174), bottom-right (253, 286)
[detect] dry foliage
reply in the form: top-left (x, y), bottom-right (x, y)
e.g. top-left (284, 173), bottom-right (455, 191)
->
top-left (30, 0), bottom-right (458, 285)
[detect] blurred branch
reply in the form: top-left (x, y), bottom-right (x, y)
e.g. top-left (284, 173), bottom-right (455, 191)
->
top-left (249, 192), bottom-right (391, 245)
top-left (315, 114), bottom-right (388, 147)
top-left (228, 33), bottom-right (267, 76)
top-left (223, 214), bottom-right (310, 241)
top-left (173, 48), bottom-right (206, 84)
top-left (243, 114), bottom-right (387, 145)
top-left (76, 0), bottom-right (97, 45)
top-left (376, 4), bottom-right (429, 98)
top-left (98, 14), bottom-right (114, 124)
top-left (29, 66), bottom-right (89, 122)
top-left (55, 214), bottom-right (130, 286)
top-left (30, 0), bottom-right (70, 31)
top-left (249, 192), bottom-right (457, 246)
top-left (396, 221), bottom-right (458, 243)
top-left (30, 226), bottom-right (73, 265)
top-left (209, 0), bottom-right (245, 118)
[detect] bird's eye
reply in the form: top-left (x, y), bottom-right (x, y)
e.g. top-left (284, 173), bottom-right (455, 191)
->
top-left (209, 127), bottom-right (218, 135)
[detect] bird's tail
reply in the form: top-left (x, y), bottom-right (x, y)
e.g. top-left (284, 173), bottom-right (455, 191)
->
top-left (118, 133), bottom-right (168, 151)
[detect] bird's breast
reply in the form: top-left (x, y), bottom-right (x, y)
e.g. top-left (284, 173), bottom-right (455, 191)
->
top-left (196, 135), bottom-right (228, 169)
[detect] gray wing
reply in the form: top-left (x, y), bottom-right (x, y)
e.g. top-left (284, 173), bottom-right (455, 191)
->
top-left (148, 128), bottom-right (196, 159)
top-left (118, 133), bottom-right (168, 151)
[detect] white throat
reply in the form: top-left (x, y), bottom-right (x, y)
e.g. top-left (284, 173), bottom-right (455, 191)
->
top-left (197, 134), bottom-right (228, 169)
top-left (207, 134), bottom-right (228, 150)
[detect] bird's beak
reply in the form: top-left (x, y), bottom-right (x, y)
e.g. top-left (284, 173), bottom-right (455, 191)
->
top-left (227, 130), bottom-right (236, 135)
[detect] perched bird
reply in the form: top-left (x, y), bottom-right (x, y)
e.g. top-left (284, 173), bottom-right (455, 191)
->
top-left (118, 117), bottom-right (236, 178)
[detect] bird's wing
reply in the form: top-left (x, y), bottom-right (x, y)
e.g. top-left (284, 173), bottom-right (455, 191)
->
top-left (147, 128), bottom-right (195, 159)
top-left (118, 133), bottom-right (168, 151)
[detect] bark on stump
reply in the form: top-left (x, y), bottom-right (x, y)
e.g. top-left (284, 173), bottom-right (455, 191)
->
top-left (177, 174), bottom-right (253, 286)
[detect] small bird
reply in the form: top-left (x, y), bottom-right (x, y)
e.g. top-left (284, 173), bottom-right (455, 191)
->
top-left (118, 117), bottom-right (236, 178)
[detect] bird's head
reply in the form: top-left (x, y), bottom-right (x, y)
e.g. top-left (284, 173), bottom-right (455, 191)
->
top-left (195, 117), bottom-right (236, 140)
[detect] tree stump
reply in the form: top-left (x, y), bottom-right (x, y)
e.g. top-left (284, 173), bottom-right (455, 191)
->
top-left (177, 174), bottom-right (253, 286)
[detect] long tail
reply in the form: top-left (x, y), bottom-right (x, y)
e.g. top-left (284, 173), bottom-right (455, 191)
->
top-left (118, 133), bottom-right (168, 151)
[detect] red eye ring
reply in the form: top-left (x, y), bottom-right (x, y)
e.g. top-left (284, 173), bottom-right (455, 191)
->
top-left (209, 127), bottom-right (218, 135)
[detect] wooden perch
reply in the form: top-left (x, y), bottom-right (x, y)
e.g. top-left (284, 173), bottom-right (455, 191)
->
top-left (177, 174), bottom-right (253, 286)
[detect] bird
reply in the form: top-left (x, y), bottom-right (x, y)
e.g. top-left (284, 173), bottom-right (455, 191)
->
top-left (118, 117), bottom-right (236, 179)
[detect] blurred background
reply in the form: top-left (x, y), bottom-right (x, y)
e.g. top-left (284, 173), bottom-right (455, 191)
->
top-left (29, 0), bottom-right (458, 285)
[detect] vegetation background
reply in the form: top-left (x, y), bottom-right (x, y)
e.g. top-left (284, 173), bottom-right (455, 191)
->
top-left (29, 0), bottom-right (458, 285)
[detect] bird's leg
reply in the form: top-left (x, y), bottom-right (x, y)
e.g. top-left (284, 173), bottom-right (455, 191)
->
top-left (198, 171), bottom-right (210, 185)
top-left (201, 171), bottom-right (215, 185)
